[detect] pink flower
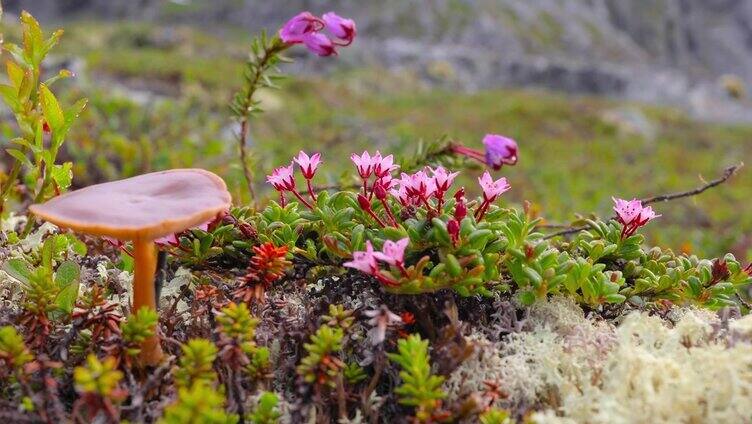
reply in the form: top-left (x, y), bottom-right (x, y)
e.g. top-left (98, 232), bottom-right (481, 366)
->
top-left (294, 151), bottom-right (321, 179)
top-left (155, 219), bottom-right (213, 248)
top-left (401, 170), bottom-right (435, 199)
top-left (302, 32), bottom-right (337, 56)
top-left (390, 185), bottom-right (411, 206)
top-left (374, 238), bottom-right (409, 267)
top-left (351, 151), bottom-right (375, 178)
top-left (279, 12), bottom-right (324, 44)
top-left (431, 166), bottom-right (459, 193)
top-left (612, 198), bottom-right (643, 225)
top-left (483, 134), bottom-right (518, 170)
top-left (343, 241), bottom-right (379, 274)
top-left (155, 233), bottom-right (179, 247)
top-left (323, 12), bottom-right (356, 45)
top-left (373, 152), bottom-right (398, 178)
top-left (266, 163), bottom-right (296, 191)
top-left (612, 197), bottom-right (661, 238)
top-left (478, 171), bottom-right (511, 201)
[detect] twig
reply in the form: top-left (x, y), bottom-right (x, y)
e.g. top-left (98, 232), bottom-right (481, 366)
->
top-left (543, 163), bottom-right (743, 240)
top-left (233, 37), bottom-right (288, 205)
top-left (641, 163), bottom-right (742, 205)
top-left (736, 293), bottom-right (752, 311)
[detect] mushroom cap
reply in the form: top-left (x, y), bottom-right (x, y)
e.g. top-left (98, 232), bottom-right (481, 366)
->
top-left (29, 169), bottom-right (232, 241)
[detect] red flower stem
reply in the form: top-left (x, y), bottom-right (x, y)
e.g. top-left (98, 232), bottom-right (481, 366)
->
top-left (362, 179), bottom-right (369, 197)
top-left (279, 192), bottom-right (287, 207)
top-left (306, 179), bottom-right (317, 202)
top-left (365, 207), bottom-right (387, 228)
top-left (290, 189), bottom-right (314, 209)
top-left (373, 271), bottom-right (399, 287)
top-left (475, 199), bottom-right (491, 221)
top-left (436, 192), bottom-right (445, 213)
top-left (397, 263), bottom-right (408, 277)
top-left (451, 145), bottom-right (486, 164)
top-left (380, 197), bottom-right (399, 226)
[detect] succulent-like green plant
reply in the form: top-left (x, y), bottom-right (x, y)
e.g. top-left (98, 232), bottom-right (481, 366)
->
top-left (175, 339), bottom-right (218, 389)
top-left (387, 334), bottom-right (447, 423)
top-left (297, 324), bottom-right (344, 388)
top-left (0, 326), bottom-right (34, 373)
top-left (0, 11), bottom-right (87, 231)
top-left (159, 382), bottom-right (238, 424)
top-left (120, 307), bottom-right (158, 359)
top-left (479, 407), bottom-right (514, 424)
top-left (249, 391), bottom-right (281, 424)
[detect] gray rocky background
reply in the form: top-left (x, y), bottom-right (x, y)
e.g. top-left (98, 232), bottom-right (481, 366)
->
top-left (6, 0), bottom-right (752, 122)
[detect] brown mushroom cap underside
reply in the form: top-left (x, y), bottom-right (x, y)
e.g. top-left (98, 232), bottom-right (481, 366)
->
top-left (29, 169), bottom-right (232, 241)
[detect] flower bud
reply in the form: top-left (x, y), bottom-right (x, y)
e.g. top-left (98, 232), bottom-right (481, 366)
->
top-left (374, 181), bottom-right (387, 200)
top-left (454, 200), bottom-right (467, 221)
top-left (447, 219), bottom-right (460, 244)
top-left (357, 193), bottom-right (371, 211)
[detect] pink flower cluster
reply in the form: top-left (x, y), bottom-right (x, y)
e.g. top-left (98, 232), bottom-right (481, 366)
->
top-left (612, 197), bottom-right (661, 238)
top-left (351, 150), bottom-right (400, 226)
top-left (279, 11), bottom-right (356, 56)
top-left (267, 151), bottom-right (322, 209)
top-left (348, 149), bottom-right (513, 228)
top-left (343, 238), bottom-right (409, 286)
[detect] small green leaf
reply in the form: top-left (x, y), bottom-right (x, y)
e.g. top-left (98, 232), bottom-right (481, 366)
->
top-left (51, 162), bottom-right (73, 191)
top-left (3, 258), bottom-right (32, 284)
top-left (39, 84), bottom-right (65, 135)
top-left (56, 280), bottom-right (80, 315)
top-left (445, 254), bottom-right (461, 277)
top-left (55, 261), bottom-right (80, 288)
top-left (6, 149), bottom-right (32, 168)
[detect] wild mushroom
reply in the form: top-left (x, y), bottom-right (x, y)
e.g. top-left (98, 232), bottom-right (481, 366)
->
top-left (29, 169), bottom-right (232, 365)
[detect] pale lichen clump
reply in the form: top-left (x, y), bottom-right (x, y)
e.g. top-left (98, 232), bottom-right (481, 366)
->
top-left (445, 297), bottom-right (752, 423)
top-left (531, 309), bottom-right (752, 424)
top-left (444, 297), bottom-right (617, 410)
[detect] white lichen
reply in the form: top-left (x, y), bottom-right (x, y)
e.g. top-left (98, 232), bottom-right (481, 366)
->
top-left (446, 297), bottom-right (752, 423)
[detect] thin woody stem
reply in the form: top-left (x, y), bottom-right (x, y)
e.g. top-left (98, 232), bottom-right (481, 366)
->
top-left (543, 163), bottom-right (743, 240)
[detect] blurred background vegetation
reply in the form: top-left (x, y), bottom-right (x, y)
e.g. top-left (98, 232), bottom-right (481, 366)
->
top-left (0, 1), bottom-right (750, 259)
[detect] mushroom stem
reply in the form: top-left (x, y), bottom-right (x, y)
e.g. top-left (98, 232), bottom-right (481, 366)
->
top-left (133, 238), bottom-right (164, 366)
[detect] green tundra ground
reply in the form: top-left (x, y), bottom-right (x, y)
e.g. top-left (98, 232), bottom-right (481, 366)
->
top-left (3, 21), bottom-right (752, 258)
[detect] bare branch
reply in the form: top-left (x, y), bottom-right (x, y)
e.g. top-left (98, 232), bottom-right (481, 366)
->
top-left (542, 163), bottom-right (743, 240)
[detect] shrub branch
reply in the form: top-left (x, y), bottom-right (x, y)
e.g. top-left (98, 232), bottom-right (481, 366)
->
top-left (543, 163), bottom-right (743, 239)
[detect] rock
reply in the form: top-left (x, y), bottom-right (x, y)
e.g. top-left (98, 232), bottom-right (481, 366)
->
top-left (9, 0), bottom-right (752, 123)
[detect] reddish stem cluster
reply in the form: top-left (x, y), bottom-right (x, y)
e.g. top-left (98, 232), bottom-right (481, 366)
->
top-left (233, 243), bottom-right (291, 303)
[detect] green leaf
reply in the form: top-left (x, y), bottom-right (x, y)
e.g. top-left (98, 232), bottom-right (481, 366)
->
top-left (39, 84), bottom-right (65, 135)
top-left (51, 162), bottom-right (73, 191)
top-left (3, 258), bottom-right (32, 284)
top-left (0, 84), bottom-right (20, 112)
top-left (64, 98), bottom-right (88, 130)
top-left (41, 237), bottom-right (54, 270)
top-left (6, 61), bottom-right (24, 88)
top-left (55, 261), bottom-right (80, 287)
top-left (56, 281), bottom-right (79, 314)
top-left (6, 149), bottom-right (32, 168)
top-left (445, 254), bottom-right (461, 277)
top-left (21, 12), bottom-right (44, 63)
